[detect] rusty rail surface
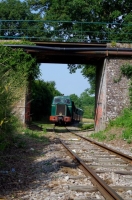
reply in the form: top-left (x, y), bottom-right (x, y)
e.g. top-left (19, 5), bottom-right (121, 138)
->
top-left (71, 131), bottom-right (132, 164)
top-left (59, 138), bottom-right (123, 200)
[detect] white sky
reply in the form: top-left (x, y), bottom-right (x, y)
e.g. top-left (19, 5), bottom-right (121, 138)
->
top-left (39, 63), bottom-right (90, 96)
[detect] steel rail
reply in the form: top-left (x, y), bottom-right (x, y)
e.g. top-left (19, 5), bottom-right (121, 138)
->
top-left (59, 138), bottom-right (123, 200)
top-left (69, 131), bottom-right (132, 164)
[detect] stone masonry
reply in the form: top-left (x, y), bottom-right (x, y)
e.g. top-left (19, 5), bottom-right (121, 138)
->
top-left (95, 57), bottom-right (131, 132)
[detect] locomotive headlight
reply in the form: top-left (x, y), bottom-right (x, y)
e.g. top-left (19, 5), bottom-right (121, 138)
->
top-left (59, 112), bottom-right (62, 116)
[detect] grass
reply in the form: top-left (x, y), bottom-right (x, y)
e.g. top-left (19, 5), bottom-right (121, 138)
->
top-left (0, 117), bottom-right (95, 151)
top-left (0, 119), bottom-right (54, 151)
top-left (90, 131), bottom-right (116, 142)
top-left (122, 129), bottom-right (132, 143)
top-left (82, 118), bottom-right (94, 123)
top-left (21, 120), bottom-right (55, 143)
top-left (90, 131), bottom-right (107, 141)
top-left (78, 118), bottom-right (94, 130)
top-left (23, 128), bottom-right (49, 143)
top-left (1, 108), bottom-right (132, 152)
top-left (78, 122), bottom-right (94, 130)
top-left (90, 109), bottom-right (132, 144)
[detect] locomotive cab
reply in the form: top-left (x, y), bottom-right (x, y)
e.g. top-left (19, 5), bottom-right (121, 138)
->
top-left (49, 96), bottom-right (72, 124)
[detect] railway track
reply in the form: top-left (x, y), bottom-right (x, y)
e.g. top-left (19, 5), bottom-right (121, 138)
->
top-left (53, 124), bottom-right (132, 200)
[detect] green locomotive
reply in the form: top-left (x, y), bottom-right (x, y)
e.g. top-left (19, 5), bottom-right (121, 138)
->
top-left (49, 96), bottom-right (83, 124)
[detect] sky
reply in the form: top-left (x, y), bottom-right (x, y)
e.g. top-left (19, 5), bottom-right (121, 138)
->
top-left (39, 64), bottom-right (90, 96)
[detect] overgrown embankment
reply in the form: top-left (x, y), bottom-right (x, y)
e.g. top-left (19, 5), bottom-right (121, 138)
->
top-left (90, 62), bottom-right (132, 144)
top-left (0, 43), bottom-right (40, 150)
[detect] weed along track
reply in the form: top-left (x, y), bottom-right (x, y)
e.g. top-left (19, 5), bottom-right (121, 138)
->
top-left (53, 125), bottom-right (132, 200)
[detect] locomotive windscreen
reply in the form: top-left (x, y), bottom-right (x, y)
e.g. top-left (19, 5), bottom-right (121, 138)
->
top-left (54, 97), bottom-right (71, 105)
top-left (56, 104), bottom-right (66, 115)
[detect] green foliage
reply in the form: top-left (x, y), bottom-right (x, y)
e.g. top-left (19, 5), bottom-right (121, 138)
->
top-left (107, 133), bottom-right (116, 141)
top-left (111, 41), bottom-right (117, 47)
top-left (109, 109), bottom-right (132, 143)
top-left (81, 66), bottom-right (96, 95)
top-left (80, 89), bottom-right (95, 119)
top-left (90, 109), bottom-right (132, 143)
top-left (122, 129), bottom-right (132, 144)
top-left (0, 0), bottom-right (33, 20)
top-left (82, 105), bottom-right (94, 119)
top-left (0, 0), bottom-right (41, 38)
top-left (27, 0), bottom-right (131, 92)
top-left (78, 123), bottom-right (94, 130)
top-left (0, 45), bottom-right (40, 80)
top-left (109, 109), bottom-right (132, 127)
top-left (0, 114), bottom-right (22, 150)
top-left (1, 0), bottom-right (132, 95)
top-left (24, 128), bottom-right (49, 143)
top-left (69, 89), bottom-right (95, 119)
top-left (80, 89), bottom-right (94, 105)
top-left (121, 63), bottom-right (132, 105)
top-left (121, 63), bottom-right (132, 78)
top-left (69, 94), bottom-right (81, 108)
top-left (31, 80), bottom-right (61, 120)
top-left (121, 13), bottom-right (132, 42)
top-left (90, 131), bottom-right (107, 141)
top-left (90, 131), bottom-right (117, 142)
top-left (0, 40), bottom-right (35, 45)
top-left (27, 0), bottom-right (132, 42)
top-left (0, 45), bottom-right (39, 150)
top-left (0, 46), bottom-right (25, 132)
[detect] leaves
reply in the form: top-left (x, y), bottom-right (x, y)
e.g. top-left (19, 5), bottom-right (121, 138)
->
top-left (69, 89), bottom-right (95, 119)
top-left (0, 0), bottom-right (41, 38)
top-left (0, 45), bottom-right (39, 133)
top-left (31, 80), bottom-right (61, 120)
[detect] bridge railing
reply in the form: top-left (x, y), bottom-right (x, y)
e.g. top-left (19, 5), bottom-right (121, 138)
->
top-left (0, 20), bottom-right (132, 43)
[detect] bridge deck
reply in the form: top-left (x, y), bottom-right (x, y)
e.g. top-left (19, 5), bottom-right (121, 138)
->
top-left (28, 42), bottom-right (107, 64)
top-left (2, 41), bottom-right (132, 64)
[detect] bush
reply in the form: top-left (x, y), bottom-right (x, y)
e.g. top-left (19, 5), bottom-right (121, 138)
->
top-left (0, 45), bottom-right (39, 150)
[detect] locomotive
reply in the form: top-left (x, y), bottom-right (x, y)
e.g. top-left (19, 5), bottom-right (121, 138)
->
top-left (49, 95), bottom-right (83, 124)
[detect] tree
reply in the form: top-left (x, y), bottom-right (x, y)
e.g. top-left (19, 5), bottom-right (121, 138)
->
top-left (69, 94), bottom-right (81, 108)
top-left (81, 65), bottom-right (96, 95)
top-left (31, 80), bottom-right (61, 120)
top-left (0, 0), bottom-right (33, 20)
top-left (79, 89), bottom-right (95, 119)
top-left (69, 90), bottom-right (95, 119)
top-left (27, 0), bottom-right (132, 93)
top-left (0, 0), bottom-right (42, 38)
top-left (27, 0), bottom-right (132, 42)
top-left (80, 89), bottom-right (95, 106)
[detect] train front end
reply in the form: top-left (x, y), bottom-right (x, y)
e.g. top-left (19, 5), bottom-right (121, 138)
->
top-left (49, 96), bottom-right (72, 124)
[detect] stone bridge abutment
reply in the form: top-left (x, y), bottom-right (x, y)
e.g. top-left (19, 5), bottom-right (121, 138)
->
top-left (95, 56), bottom-right (131, 132)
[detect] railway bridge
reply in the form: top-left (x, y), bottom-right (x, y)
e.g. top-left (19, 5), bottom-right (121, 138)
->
top-left (3, 41), bottom-right (132, 132)
top-left (1, 20), bottom-right (132, 131)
